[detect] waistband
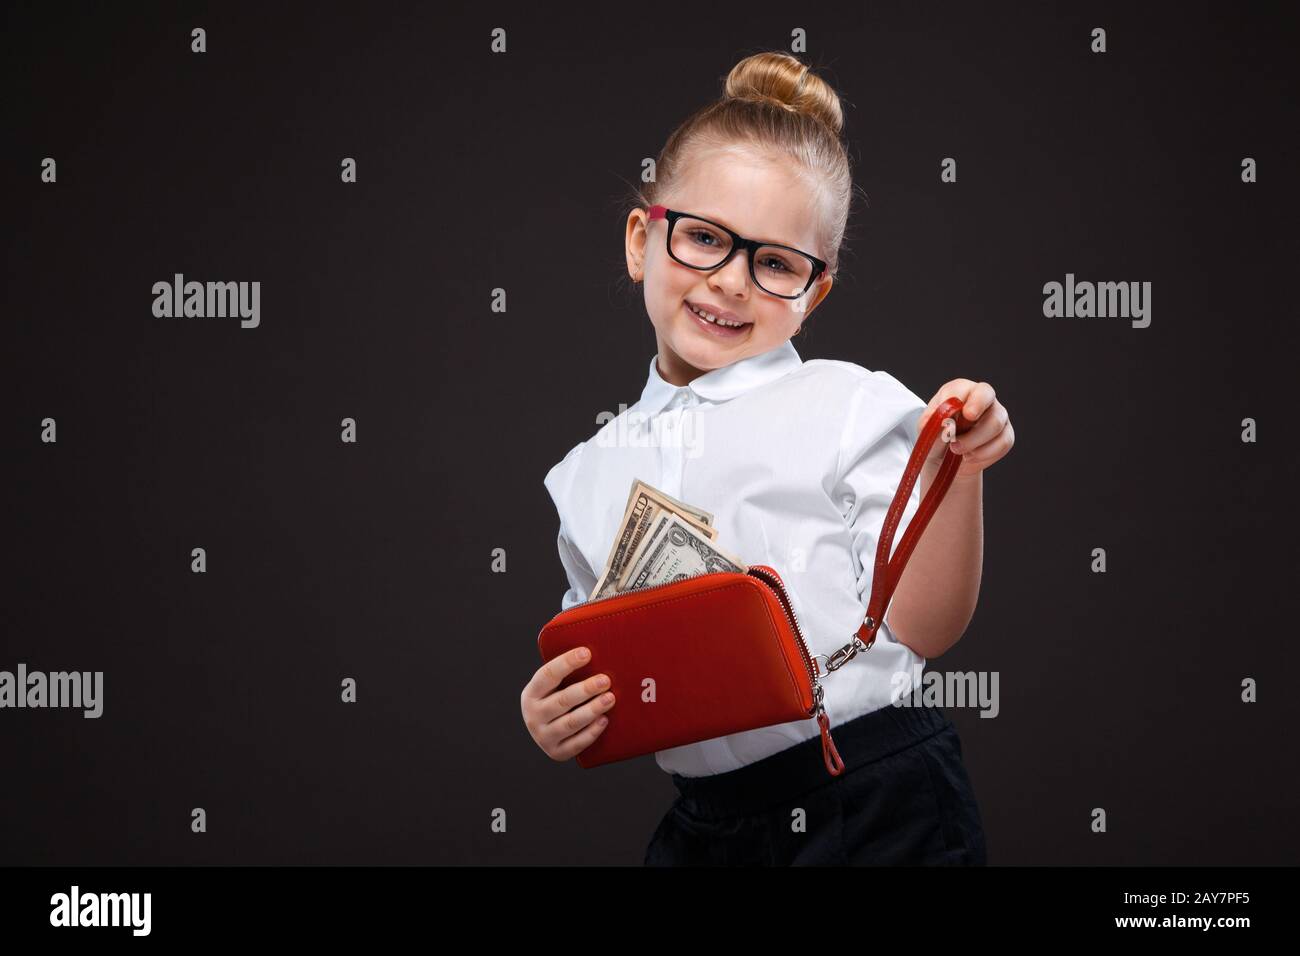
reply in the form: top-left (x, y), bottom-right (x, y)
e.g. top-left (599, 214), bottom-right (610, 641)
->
top-left (669, 701), bottom-right (952, 818)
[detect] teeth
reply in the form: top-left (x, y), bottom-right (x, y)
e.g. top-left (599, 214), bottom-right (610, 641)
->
top-left (689, 304), bottom-right (746, 328)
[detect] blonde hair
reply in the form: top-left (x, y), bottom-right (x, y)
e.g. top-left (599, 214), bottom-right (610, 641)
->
top-left (627, 51), bottom-right (858, 286)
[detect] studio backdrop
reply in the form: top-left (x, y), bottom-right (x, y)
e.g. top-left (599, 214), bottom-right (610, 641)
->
top-left (3, 1), bottom-right (1297, 865)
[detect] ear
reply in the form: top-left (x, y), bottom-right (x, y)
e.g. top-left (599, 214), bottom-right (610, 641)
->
top-left (804, 272), bottom-right (834, 315)
top-left (625, 208), bottom-right (650, 283)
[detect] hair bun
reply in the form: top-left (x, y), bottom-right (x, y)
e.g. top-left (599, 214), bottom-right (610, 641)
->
top-left (722, 51), bottom-right (844, 135)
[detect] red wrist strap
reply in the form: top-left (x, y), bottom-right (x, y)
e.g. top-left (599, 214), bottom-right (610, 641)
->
top-left (856, 395), bottom-right (973, 648)
top-left (813, 395), bottom-right (973, 775)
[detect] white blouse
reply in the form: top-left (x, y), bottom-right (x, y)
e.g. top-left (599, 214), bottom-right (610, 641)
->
top-left (542, 339), bottom-right (929, 777)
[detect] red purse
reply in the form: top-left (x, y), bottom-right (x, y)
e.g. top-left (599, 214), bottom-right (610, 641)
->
top-left (537, 396), bottom-right (973, 777)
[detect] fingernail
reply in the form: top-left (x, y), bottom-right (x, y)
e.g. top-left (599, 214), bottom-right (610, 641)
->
top-left (577, 648), bottom-right (590, 661)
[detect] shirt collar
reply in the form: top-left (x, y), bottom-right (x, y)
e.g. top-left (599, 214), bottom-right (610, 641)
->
top-left (637, 339), bottom-right (803, 417)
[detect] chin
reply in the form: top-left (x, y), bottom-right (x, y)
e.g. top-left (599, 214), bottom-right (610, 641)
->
top-left (676, 331), bottom-right (740, 358)
top-left (670, 344), bottom-right (722, 372)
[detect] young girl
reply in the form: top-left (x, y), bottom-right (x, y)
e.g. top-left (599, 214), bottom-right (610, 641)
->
top-left (521, 51), bottom-right (1014, 865)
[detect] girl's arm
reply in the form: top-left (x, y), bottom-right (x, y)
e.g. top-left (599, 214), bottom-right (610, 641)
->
top-left (884, 462), bottom-right (983, 660)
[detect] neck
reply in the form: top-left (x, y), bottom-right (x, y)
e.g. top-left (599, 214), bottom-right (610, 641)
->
top-left (655, 342), bottom-right (711, 388)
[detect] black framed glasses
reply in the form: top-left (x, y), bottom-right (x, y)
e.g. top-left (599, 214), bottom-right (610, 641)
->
top-left (646, 204), bottom-right (827, 299)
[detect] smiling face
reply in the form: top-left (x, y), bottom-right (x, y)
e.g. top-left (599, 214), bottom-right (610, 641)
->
top-left (625, 147), bottom-right (834, 387)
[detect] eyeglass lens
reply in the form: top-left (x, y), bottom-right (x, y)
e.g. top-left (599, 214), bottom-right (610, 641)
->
top-left (670, 217), bottom-right (813, 297)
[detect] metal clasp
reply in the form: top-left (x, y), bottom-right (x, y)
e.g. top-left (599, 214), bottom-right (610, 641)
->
top-left (823, 634), bottom-right (870, 673)
top-left (814, 616), bottom-right (879, 679)
top-left (812, 680), bottom-right (826, 717)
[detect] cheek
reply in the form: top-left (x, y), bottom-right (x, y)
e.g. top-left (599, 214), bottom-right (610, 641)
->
top-left (641, 286), bottom-right (681, 339)
top-left (644, 275), bottom-right (691, 328)
top-left (760, 304), bottom-right (803, 338)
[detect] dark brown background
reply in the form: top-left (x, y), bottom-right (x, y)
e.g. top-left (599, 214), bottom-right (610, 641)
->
top-left (3, 0), bottom-right (1297, 864)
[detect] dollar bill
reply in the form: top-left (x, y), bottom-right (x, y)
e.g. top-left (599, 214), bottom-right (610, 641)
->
top-left (619, 479), bottom-right (713, 529)
top-left (618, 512), bottom-right (748, 592)
top-left (591, 479), bottom-right (718, 599)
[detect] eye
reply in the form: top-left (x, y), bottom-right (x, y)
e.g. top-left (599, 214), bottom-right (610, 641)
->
top-left (686, 228), bottom-right (722, 248)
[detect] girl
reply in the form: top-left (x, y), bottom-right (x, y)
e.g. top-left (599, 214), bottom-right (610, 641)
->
top-left (521, 51), bottom-right (1014, 865)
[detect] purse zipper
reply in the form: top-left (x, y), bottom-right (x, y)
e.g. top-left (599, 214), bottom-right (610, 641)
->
top-left (556, 573), bottom-right (712, 613)
top-left (747, 565), bottom-right (845, 777)
top-left (746, 565), bottom-right (820, 709)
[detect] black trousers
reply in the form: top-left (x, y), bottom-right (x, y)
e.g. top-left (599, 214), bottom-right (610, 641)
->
top-left (644, 700), bottom-right (988, 865)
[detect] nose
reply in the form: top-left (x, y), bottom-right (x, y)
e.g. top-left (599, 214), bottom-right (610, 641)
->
top-left (707, 248), bottom-right (752, 298)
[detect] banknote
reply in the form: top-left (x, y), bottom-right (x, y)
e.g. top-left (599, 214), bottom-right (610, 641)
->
top-left (617, 512), bottom-right (747, 592)
top-left (591, 479), bottom-right (718, 599)
top-left (619, 479), bottom-right (713, 529)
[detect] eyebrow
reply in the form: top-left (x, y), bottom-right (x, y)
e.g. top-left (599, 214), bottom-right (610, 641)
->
top-left (694, 210), bottom-right (804, 250)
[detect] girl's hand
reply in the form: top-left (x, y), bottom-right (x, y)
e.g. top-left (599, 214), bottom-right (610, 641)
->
top-left (917, 379), bottom-right (1014, 479)
top-left (521, 647), bottom-right (617, 761)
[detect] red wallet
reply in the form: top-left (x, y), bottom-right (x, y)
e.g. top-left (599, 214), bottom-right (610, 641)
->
top-left (537, 395), bottom-right (973, 776)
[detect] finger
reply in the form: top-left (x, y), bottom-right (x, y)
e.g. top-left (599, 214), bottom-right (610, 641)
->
top-left (950, 403), bottom-right (1007, 454)
top-left (538, 671), bottom-right (613, 724)
top-left (959, 383), bottom-right (997, 424)
top-left (542, 689), bottom-right (617, 751)
top-left (956, 421), bottom-right (1013, 464)
top-left (524, 646), bottom-right (593, 700)
top-left (550, 710), bottom-right (612, 761)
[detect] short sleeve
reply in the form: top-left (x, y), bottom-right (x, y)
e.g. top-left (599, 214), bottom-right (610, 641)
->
top-left (832, 371), bottom-right (928, 640)
top-left (543, 441), bottom-right (596, 612)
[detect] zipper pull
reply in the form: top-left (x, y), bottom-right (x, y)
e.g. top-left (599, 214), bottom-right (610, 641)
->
top-left (810, 685), bottom-right (843, 775)
top-left (811, 686), bottom-right (842, 780)
top-left (816, 705), bottom-right (844, 776)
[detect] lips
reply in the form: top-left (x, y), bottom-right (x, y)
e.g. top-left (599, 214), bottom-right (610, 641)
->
top-left (684, 301), bottom-right (752, 338)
